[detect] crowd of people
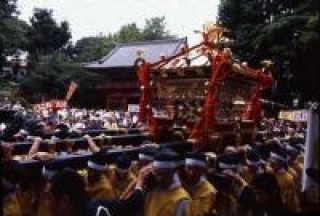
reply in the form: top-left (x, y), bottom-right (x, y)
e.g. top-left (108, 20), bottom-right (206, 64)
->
top-left (0, 100), bottom-right (141, 141)
top-left (1, 100), bottom-right (319, 216)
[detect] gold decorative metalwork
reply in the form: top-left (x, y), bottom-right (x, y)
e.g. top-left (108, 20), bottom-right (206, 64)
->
top-left (203, 21), bottom-right (229, 43)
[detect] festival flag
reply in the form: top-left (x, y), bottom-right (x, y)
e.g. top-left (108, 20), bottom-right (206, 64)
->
top-left (302, 103), bottom-right (319, 191)
top-left (65, 81), bottom-right (78, 101)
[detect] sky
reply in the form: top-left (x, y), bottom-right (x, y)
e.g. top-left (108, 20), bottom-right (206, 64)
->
top-left (17, 0), bottom-right (220, 45)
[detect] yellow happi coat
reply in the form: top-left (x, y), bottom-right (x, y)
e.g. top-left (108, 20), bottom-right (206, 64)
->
top-left (144, 184), bottom-right (191, 216)
top-left (3, 193), bottom-right (22, 216)
top-left (275, 169), bottom-right (300, 213)
top-left (240, 166), bottom-right (256, 184)
top-left (16, 188), bottom-right (37, 216)
top-left (187, 178), bottom-right (217, 216)
top-left (112, 171), bottom-right (137, 198)
top-left (86, 175), bottom-right (116, 201)
top-left (37, 190), bottom-right (51, 216)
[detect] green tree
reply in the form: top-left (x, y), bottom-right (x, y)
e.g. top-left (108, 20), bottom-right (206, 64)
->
top-left (0, 0), bottom-right (18, 19)
top-left (27, 8), bottom-right (71, 59)
top-left (141, 16), bottom-right (173, 40)
top-left (0, 0), bottom-right (28, 68)
top-left (72, 16), bottom-right (174, 63)
top-left (117, 23), bottom-right (142, 42)
top-left (72, 34), bottom-right (116, 63)
top-left (218, 0), bottom-right (319, 103)
top-left (0, 0), bottom-right (30, 98)
top-left (1, 18), bottom-right (29, 51)
top-left (19, 51), bottom-right (103, 106)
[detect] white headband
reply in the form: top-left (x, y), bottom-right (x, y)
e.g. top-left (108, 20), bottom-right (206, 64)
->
top-left (246, 159), bottom-right (262, 167)
top-left (219, 162), bottom-right (237, 169)
top-left (270, 152), bottom-right (286, 162)
top-left (116, 166), bottom-right (130, 174)
top-left (138, 154), bottom-right (154, 161)
top-left (185, 158), bottom-right (206, 167)
top-left (285, 145), bottom-right (298, 153)
top-left (153, 161), bottom-right (176, 169)
top-left (88, 161), bottom-right (106, 171)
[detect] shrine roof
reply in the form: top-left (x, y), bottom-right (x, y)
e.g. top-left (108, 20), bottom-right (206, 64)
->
top-left (84, 37), bottom-right (187, 69)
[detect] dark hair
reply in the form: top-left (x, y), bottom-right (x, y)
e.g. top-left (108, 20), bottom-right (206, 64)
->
top-left (50, 168), bottom-right (87, 216)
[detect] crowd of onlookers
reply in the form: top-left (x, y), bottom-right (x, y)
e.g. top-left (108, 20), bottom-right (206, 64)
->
top-left (1, 100), bottom-right (319, 216)
top-left (0, 98), bottom-right (141, 141)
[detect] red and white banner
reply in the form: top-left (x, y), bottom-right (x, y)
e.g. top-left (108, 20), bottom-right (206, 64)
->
top-left (65, 81), bottom-right (78, 101)
top-left (33, 100), bottom-right (67, 111)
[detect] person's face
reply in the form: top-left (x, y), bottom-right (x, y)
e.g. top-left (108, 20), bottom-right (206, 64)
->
top-left (152, 168), bottom-right (175, 189)
top-left (184, 165), bottom-right (205, 185)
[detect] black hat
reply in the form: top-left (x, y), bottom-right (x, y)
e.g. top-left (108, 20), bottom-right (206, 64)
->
top-left (2, 160), bottom-right (22, 184)
top-left (270, 147), bottom-right (287, 163)
top-left (115, 153), bottom-right (132, 173)
top-left (175, 153), bottom-right (185, 167)
top-left (207, 172), bottom-right (232, 191)
top-left (217, 154), bottom-right (240, 170)
top-left (185, 151), bottom-right (207, 168)
top-left (246, 150), bottom-right (262, 167)
top-left (88, 152), bottom-right (107, 171)
top-left (1, 178), bottom-right (16, 198)
top-left (138, 147), bottom-right (157, 161)
top-left (42, 160), bottom-right (68, 179)
top-left (153, 148), bottom-right (178, 169)
top-left (68, 129), bottom-right (81, 139)
top-left (284, 143), bottom-right (299, 157)
top-left (54, 124), bottom-right (69, 139)
top-left (289, 137), bottom-right (304, 145)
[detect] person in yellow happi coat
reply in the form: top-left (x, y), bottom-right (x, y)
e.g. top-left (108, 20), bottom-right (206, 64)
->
top-left (144, 148), bottom-right (192, 216)
top-left (37, 159), bottom-right (70, 216)
top-left (16, 174), bottom-right (38, 216)
top-left (111, 153), bottom-right (137, 198)
top-left (241, 150), bottom-right (265, 184)
top-left (183, 151), bottom-right (217, 216)
top-left (285, 143), bottom-right (304, 185)
top-left (214, 153), bottom-right (247, 216)
top-left (120, 147), bottom-right (158, 199)
top-left (2, 178), bottom-right (22, 216)
top-left (86, 152), bottom-right (115, 201)
top-left (269, 147), bottom-right (300, 213)
top-left (131, 147), bottom-right (157, 177)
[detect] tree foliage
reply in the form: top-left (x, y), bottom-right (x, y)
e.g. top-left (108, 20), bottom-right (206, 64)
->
top-left (19, 51), bottom-right (103, 107)
top-left (27, 8), bottom-right (71, 58)
top-left (117, 23), bottom-right (142, 42)
top-left (141, 16), bottom-right (172, 40)
top-left (71, 35), bottom-right (116, 63)
top-left (1, 3), bottom-right (174, 107)
top-left (0, 0), bottom-right (18, 19)
top-left (71, 16), bottom-right (174, 63)
top-left (0, 0), bottom-right (25, 64)
top-left (218, 0), bottom-right (320, 104)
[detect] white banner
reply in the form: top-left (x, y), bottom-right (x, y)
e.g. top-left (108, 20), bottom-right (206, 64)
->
top-left (278, 110), bottom-right (308, 122)
top-left (128, 104), bottom-right (139, 113)
top-left (302, 105), bottom-right (319, 191)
